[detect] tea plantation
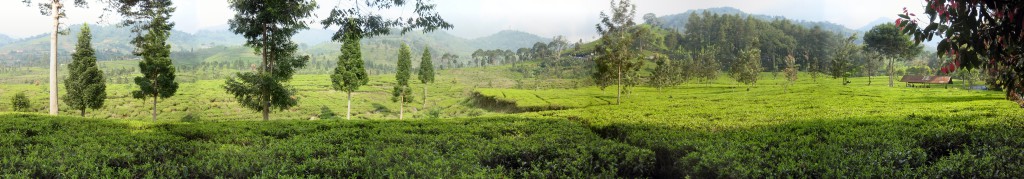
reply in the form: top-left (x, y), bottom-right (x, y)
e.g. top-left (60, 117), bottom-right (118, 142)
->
top-left (0, 113), bottom-right (652, 178)
top-left (2, 70), bottom-right (1024, 177)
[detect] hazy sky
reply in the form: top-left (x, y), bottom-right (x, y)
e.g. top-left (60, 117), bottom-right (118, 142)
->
top-left (0, 0), bottom-right (927, 41)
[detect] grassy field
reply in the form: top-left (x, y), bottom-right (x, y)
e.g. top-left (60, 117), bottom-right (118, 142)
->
top-left (2, 64), bottom-right (1023, 177)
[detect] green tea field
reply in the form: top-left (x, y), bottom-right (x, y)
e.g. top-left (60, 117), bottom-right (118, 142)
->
top-left (3, 0), bottom-right (1023, 177)
top-left (2, 69), bottom-right (1023, 177)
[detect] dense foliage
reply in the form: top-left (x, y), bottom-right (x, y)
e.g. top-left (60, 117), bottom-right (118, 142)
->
top-left (63, 24), bottom-right (106, 116)
top-left (10, 92), bottom-right (30, 112)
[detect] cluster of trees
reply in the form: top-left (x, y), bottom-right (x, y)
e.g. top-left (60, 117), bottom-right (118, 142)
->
top-left (470, 49), bottom-right (518, 67)
top-left (589, 0), bottom-right (927, 104)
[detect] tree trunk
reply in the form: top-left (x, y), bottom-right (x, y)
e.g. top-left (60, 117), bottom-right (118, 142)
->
top-left (422, 84), bottom-right (427, 109)
top-left (152, 94), bottom-right (158, 121)
top-left (261, 24), bottom-right (270, 121)
top-left (262, 101), bottom-right (269, 121)
top-left (400, 94), bottom-right (404, 120)
top-left (888, 58), bottom-right (895, 87)
top-left (616, 63), bottom-right (621, 105)
top-left (80, 109), bottom-right (85, 117)
top-left (49, 0), bottom-right (60, 115)
top-left (346, 92), bottom-right (352, 120)
top-left (868, 73), bottom-right (872, 85)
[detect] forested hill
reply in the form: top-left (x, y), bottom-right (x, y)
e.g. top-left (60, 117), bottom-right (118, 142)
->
top-left (655, 7), bottom-right (859, 36)
top-left (0, 34), bottom-right (12, 46)
top-left (470, 30), bottom-right (551, 50)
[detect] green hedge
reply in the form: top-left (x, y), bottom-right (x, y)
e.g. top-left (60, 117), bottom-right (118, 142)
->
top-left (0, 113), bottom-right (653, 178)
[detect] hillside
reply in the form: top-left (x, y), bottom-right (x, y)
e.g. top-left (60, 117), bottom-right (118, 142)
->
top-left (0, 34), bottom-right (12, 45)
top-left (655, 7), bottom-right (859, 36)
top-left (470, 30), bottom-right (551, 50)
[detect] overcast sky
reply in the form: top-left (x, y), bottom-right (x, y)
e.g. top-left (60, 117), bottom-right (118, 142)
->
top-left (0, 0), bottom-right (927, 41)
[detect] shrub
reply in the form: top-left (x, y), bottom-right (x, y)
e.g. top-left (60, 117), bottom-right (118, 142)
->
top-left (11, 91), bottom-right (30, 112)
top-left (318, 105), bottom-right (335, 119)
top-left (181, 112), bottom-right (201, 122)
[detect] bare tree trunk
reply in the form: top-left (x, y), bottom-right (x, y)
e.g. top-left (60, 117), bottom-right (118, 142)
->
top-left (262, 101), bottom-right (269, 121)
top-left (152, 94), bottom-right (158, 121)
top-left (422, 84), bottom-right (427, 109)
top-left (346, 92), bottom-right (352, 120)
top-left (400, 94), bottom-right (404, 120)
top-left (888, 58), bottom-right (895, 87)
top-left (261, 24), bottom-right (270, 121)
top-left (49, 0), bottom-right (60, 115)
top-left (616, 63), bottom-right (621, 105)
top-left (80, 109), bottom-right (85, 117)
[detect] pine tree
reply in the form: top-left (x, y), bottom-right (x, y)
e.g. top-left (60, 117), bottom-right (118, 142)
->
top-left (393, 43), bottom-right (413, 119)
top-left (131, 1), bottom-right (178, 121)
top-left (224, 0), bottom-right (316, 121)
top-left (330, 19), bottom-right (369, 120)
top-left (418, 47), bottom-right (435, 109)
top-left (63, 24), bottom-right (106, 117)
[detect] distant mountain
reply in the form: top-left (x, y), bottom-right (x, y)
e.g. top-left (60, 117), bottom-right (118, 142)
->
top-left (655, 7), bottom-right (859, 37)
top-left (470, 30), bottom-right (550, 50)
top-left (856, 17), bottom-right (897, 31)
top-left (0, 23), bottom-right (550, 68)
top-left (0, 34), bottom-right (12, 46)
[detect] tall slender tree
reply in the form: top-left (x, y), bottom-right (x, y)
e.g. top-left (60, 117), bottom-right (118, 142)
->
top-left (393, 43), bottom-right (413, 119)
top-left (418, 47), bottom-right (435, 109)
top-left (131, 0), bottom-right (177, 121)
top-left (63, 24), bottom-right (106, 117)
top-left (330, 19), bottom-right (369, 120)
top-left (224, 0), bottom-right (316, 121)
top-left (593, 0), bottom-right (642, 105)
top-left (23, 0), bottom-right (90, 115)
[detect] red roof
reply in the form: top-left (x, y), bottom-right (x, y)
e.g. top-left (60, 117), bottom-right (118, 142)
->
top-left (899, 75), bottom-right (952, 84)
